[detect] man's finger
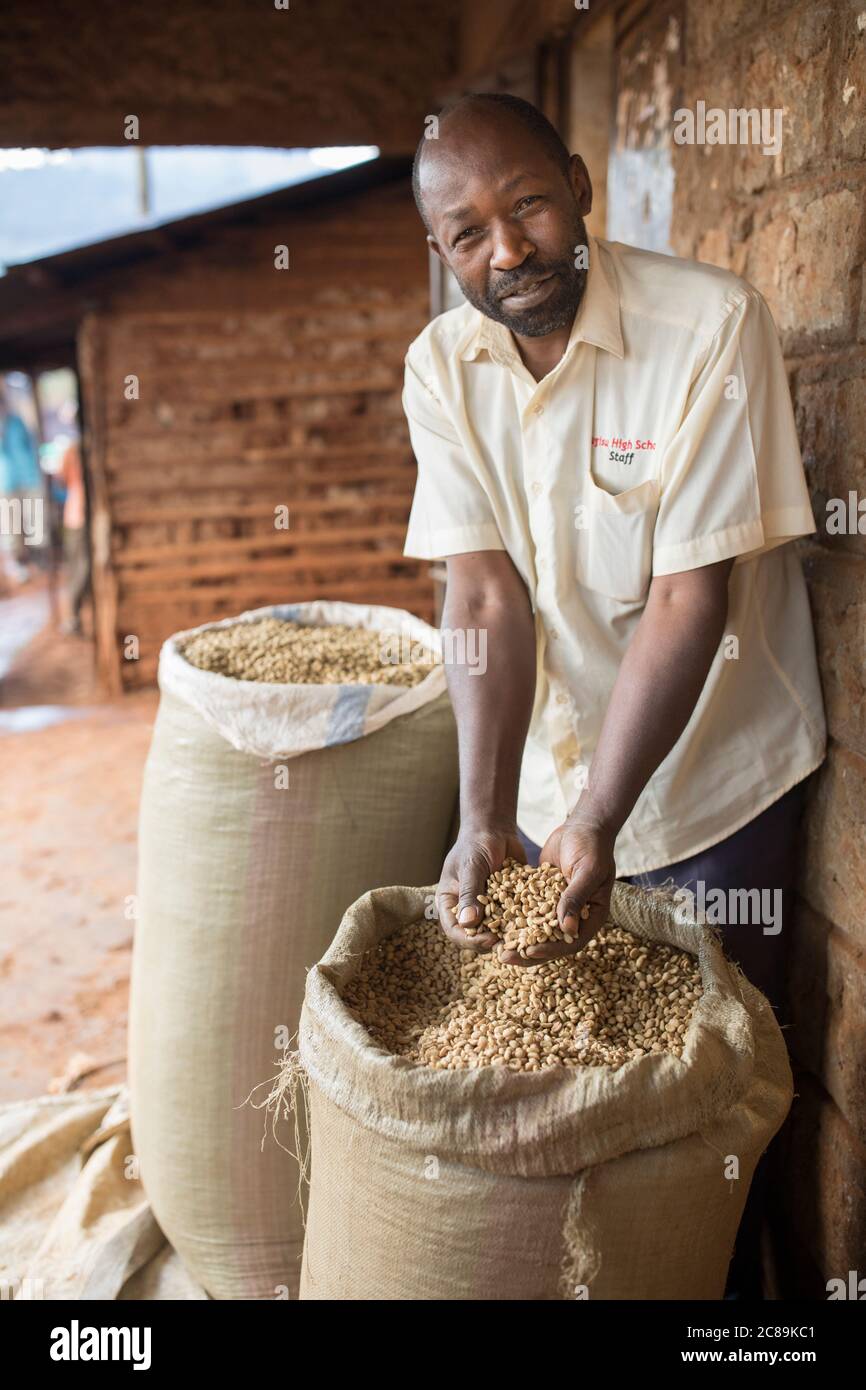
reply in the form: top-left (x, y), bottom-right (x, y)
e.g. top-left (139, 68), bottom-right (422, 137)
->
top-left (436, 887), bottom-right (459, 932)
top-left (436, 886), bottom-right (497, 951)
top-left (448, 925), bottom-right (499, 951)
top-left (533, 911), bottom-right (604, 958)
top-left (558, 893), bottom-right (594, 938)
top-left (456, 851), bottom-right (494, 928)
top-left (537, 834), bottom-right (560, 869)
top-left (499, 938), bottom-right (580, 968)
top-left (557, 859), bottom-right (607, 931)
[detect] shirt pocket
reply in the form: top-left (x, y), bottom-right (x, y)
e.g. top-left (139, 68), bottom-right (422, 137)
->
top-left (575, 476), bottom-right (659, 602)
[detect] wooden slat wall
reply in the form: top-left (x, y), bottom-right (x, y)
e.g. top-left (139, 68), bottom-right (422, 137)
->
top-left (78, 178), bottom-right (435, 690)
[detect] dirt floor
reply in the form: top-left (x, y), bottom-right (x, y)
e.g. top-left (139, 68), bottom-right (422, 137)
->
top-left (0, 573), bottom-right (157, 1102)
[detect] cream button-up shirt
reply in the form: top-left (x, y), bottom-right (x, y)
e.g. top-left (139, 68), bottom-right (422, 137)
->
top-left (402, 235), bottom-right (826, 875)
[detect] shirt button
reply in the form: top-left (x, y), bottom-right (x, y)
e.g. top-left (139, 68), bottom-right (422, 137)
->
top-left (533, 405), bottom-right (545, 416)
top-left (531, 481), bottom-right (543, 496)
top-left (549, 628), bottom-right (559, 640)
top-left (556, 692), bottom-right (569, 706)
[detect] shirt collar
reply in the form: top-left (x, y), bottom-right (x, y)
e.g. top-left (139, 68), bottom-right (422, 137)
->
top-left (457, 233), bottom-right (624, 367)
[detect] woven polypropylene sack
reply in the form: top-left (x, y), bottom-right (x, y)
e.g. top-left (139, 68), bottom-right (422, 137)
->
top-left (128, 603), bottom-right (458, 1300)
top-left (297, 881), bottom-right (793, 1301)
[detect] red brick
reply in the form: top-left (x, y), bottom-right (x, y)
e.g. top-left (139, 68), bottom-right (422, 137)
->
top-left (686, 3), bottom-right (833, 188)
top-left (795, 366), bottom-right (866, 563)
top-left (743, 26), bottom-right (831, 185)
top-left (795, 380), bottom-right (840, 495)
top-left (746, 190), bottom-right (862, 341)
top-left (687, 0), bottom-right (772, 63)
top-left (800, 743), bottom-right (866, 943)
top-left (693, 225), bottom-right (737, 272)
top-left (670, 63), bottom-right (747, 221)
top-left (828, 0), bottom-right (866, 163)
top-left (802, 550), bottom-right (866, 756)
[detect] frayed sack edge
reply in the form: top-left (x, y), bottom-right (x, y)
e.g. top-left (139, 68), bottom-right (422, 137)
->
top-left (239, 1044), bottom-right (312, 1222)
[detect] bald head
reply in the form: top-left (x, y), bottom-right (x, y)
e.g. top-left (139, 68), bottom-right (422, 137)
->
top-left (412, 94), bottom-right (572, 232)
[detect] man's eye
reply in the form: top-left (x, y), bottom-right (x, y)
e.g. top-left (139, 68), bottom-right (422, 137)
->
top-left (515, 195), bottom-right (542, 213)
top-left (454, 227), bottom-right (480, 246)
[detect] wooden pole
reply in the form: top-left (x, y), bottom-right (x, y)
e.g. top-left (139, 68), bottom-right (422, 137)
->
top-left (27, 371), bottom-right (61, 626)
top-left (77, 314), bottom-right (122, 696)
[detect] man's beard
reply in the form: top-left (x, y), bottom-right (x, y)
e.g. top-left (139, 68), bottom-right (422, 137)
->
top-left (454, 213), bottom-right (589, 338)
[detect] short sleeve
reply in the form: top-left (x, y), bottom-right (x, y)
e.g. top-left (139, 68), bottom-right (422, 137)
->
top-left (652, 289), bottom-right (816, 576)
top-left (402, 351), bottom-right (505, 560)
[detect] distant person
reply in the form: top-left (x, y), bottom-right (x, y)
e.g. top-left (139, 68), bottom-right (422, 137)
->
top-left (0, 386), bottom-right (43, 584)
top-left (58, 438), bottom-right (89, 635)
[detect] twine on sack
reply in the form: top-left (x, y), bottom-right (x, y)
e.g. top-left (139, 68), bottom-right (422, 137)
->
top-left (613, 875), bottom-right (726, 960)
top-left (239, 1045), bottom-right (312, 1217)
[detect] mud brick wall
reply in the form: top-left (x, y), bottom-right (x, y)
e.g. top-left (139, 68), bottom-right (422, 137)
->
top-left (636, 0), bottom-right (866, 1297)
top-left (77, 176), bottom-right (433, 691)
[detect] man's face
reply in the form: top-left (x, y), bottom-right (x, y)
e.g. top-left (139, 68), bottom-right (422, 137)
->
top-left (421, 112), bottom-right (592, 338)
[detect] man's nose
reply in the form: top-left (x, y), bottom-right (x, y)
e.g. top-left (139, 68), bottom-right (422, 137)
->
top-left (489, 221), bottom-right (534, 272)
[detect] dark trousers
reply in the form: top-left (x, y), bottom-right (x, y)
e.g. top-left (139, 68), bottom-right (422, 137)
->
top-left (517, 780), bottom-right (809, 1298)
top-left (63, 526), bottom-right (90, 622)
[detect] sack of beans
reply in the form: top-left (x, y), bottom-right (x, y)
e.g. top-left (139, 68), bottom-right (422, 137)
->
top-left (129, 601), bottom-right (458, 1300)
top-left (294, 876), bottom-right (793, 1301)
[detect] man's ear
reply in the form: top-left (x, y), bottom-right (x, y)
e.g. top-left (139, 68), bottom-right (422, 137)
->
top-left (569, 153), bottom-right (593, 218)
top-left (427, 233), bottom-right (445, 263)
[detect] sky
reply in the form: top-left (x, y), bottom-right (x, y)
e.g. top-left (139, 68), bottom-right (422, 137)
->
top-left (0, 145), bottom-right (379, 272)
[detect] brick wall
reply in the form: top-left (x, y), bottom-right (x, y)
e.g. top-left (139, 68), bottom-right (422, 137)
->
top-left (647, 0), bottom-right (866, 1296)
top-left (77, 176), bottom-right (434, 691)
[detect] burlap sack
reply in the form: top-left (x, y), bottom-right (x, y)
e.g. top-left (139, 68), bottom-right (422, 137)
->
top-left (297, 881), bottom-right (793, 1300)
top-left (129, 603), bottom-right (458, 1300)
top-left (0, 1087), bottom-right (207, 1301)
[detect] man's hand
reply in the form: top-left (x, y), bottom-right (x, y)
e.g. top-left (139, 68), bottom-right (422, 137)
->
top-left (434, 550), bottom-right (536, 952)
top-left (498, 816), bottom-right (616, 967)
top-left (436, 825), bottom-right (527, 950)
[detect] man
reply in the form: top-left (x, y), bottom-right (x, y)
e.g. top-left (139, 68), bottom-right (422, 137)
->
top-left (0, 384), bottom-right (43, 585)
top-left (57, 436), bottom-right (89, 634)
top-left (404, 92), bottom-right (824, 1002)
top-left (403, 93), bottom-right (826, 1297)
